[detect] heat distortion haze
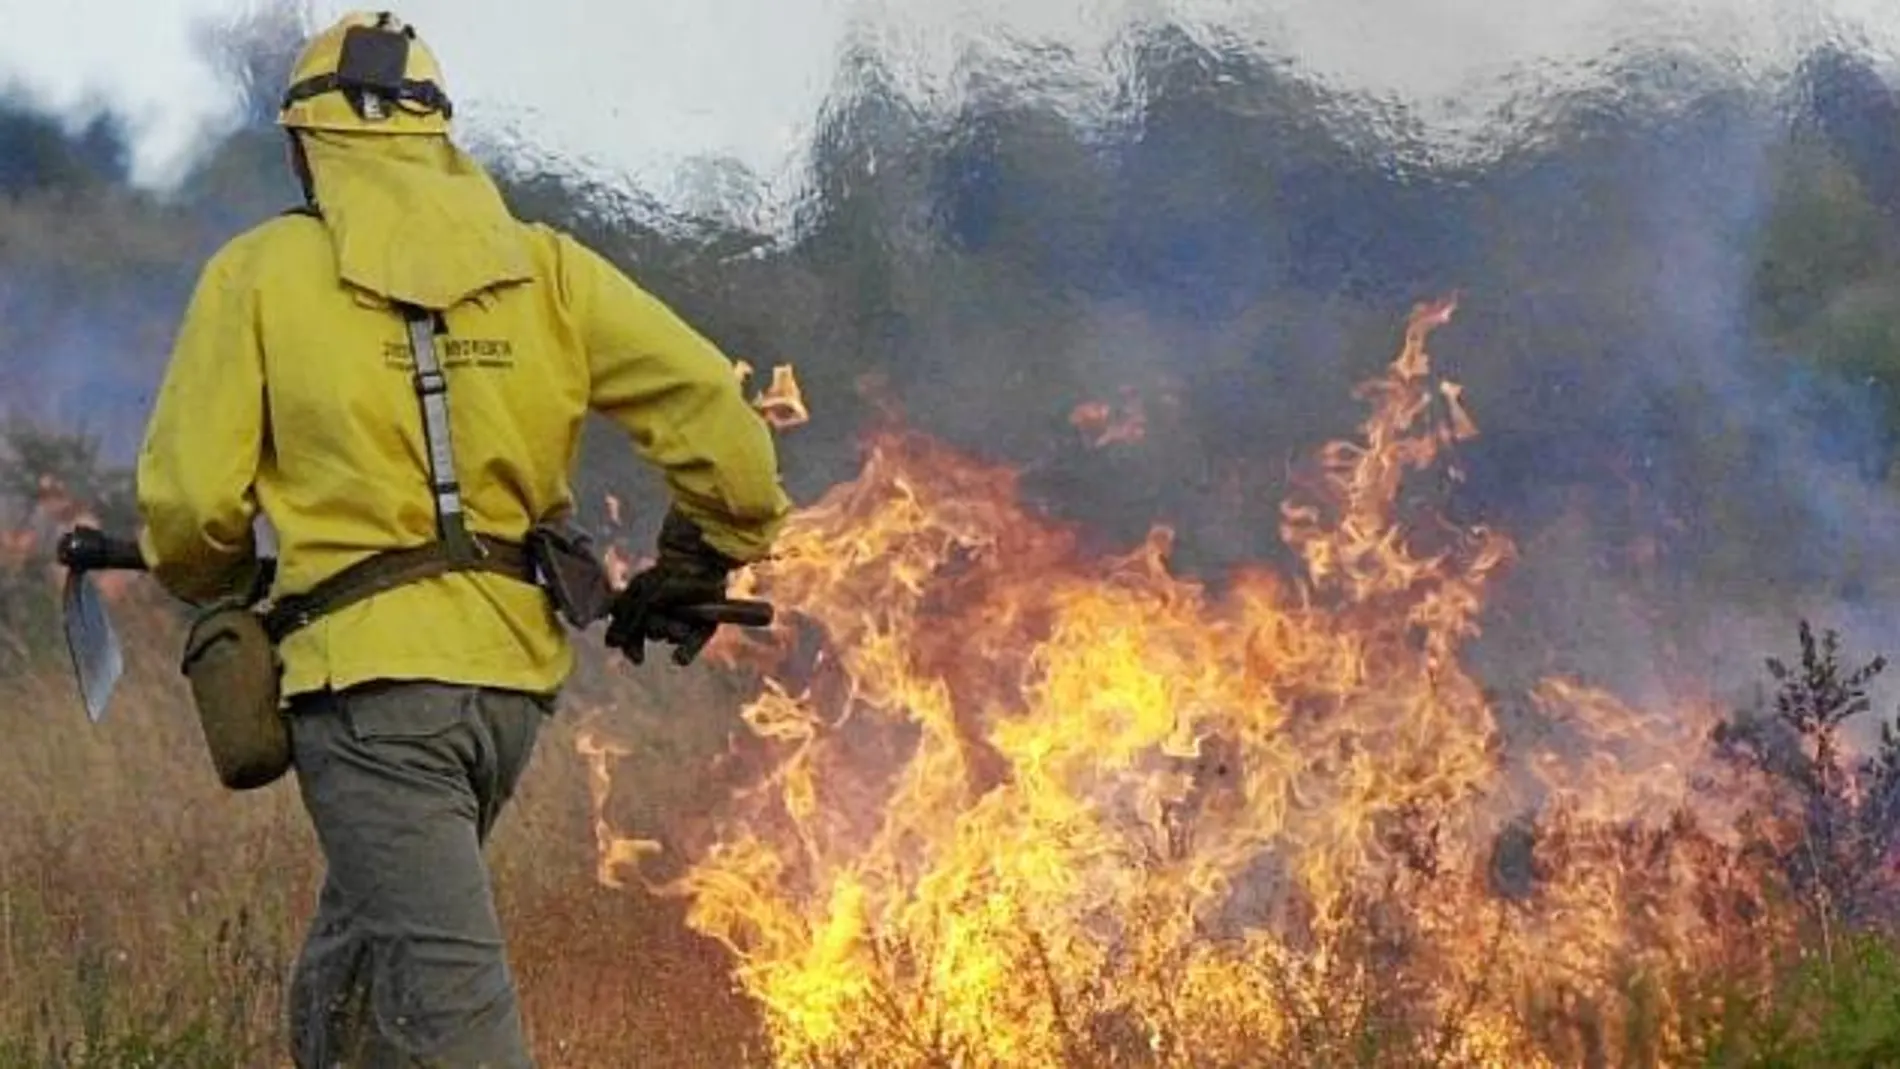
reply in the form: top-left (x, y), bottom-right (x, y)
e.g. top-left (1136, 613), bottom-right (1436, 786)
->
top-left (10, 1), bottom-right (1900, 1066)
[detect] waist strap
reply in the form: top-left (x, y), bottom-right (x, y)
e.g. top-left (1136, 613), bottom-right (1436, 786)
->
top-left (262, 535), bottom-right (534, 643)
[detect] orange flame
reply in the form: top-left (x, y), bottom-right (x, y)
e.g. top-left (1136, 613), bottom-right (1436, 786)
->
top-left (738, 360), bottom-right (811, 431)
top-left (585, 298), bottom-right (1798, 1065)
top-left (575, 718), bottom-right (663, 889)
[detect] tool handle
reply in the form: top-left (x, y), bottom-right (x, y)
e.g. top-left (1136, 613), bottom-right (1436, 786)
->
top-left (56, 526), bottom-right (148, 573)
top-left (672, 599), bottom-right (775, 629)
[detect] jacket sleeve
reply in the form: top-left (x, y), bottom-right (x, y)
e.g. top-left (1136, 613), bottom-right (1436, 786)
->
top-left (559, 234), bottom-right (791, 563)
top-left (135, 243), bottom-right (266, 604)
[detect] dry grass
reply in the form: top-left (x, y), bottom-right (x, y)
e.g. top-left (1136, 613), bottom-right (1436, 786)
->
top-left (10, 577), bottom-right (1900, 1068)
top-left (1, 577), bottom-right (766, 1068)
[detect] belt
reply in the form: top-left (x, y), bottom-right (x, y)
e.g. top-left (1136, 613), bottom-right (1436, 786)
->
top-left (262, 535), bottom-right (535, 643)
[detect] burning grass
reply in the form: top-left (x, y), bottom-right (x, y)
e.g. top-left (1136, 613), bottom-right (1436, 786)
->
top-left (585, 297), bottom-right (1900, 1067)
top-left (6, 300), bottom-right (1900, 1065)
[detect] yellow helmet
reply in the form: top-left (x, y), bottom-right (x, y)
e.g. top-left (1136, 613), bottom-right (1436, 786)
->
top-left (278, 11), bottom-right (454, 135)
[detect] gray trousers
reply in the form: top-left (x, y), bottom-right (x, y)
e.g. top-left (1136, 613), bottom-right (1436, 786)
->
top-left (284, 681), bottom-right (550, 1068)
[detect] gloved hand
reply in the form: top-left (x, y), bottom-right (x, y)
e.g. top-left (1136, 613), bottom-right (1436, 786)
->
top-left (604, 510), bottom-right (740, 666)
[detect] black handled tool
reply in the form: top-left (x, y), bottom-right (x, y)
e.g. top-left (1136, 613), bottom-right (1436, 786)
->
top-left (52, 524), bottom-right (776, 722)
top-left (56, 526), bottom-right (148, 572)
top-left (54, 527), bottom-right (143, 722)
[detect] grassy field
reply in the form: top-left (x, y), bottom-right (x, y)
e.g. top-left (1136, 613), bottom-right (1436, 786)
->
top-left (9, 520), bottom-right (1900, 1066)
top-left (0, 577), bottom-right (770, 1068)
top-left (9, 591), bottom-right (1900, 1068)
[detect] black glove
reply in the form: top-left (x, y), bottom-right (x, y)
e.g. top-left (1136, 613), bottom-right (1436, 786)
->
top-left (604, 510), bottom-right (740, 666)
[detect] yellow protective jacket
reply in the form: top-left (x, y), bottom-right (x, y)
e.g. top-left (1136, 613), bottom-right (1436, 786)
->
top-left (136, 133), bottom-right (791, 700)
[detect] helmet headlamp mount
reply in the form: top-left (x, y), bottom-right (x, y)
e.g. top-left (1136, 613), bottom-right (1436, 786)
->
top-left (280, 12), bottom-right (453, 126)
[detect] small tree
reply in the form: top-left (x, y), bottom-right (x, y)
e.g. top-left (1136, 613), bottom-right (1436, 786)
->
top-left (1713, 620), bottom-right (1900, 935)
top-left (0, 422), bottom-right (137, 531)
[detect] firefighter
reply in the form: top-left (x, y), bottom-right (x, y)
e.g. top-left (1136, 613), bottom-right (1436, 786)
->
top-left (134, 10), bottom-right (791, 1066)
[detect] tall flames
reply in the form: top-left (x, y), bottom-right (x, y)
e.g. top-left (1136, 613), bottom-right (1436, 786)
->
top-left (584, 298), bottom-right (1806, 1066)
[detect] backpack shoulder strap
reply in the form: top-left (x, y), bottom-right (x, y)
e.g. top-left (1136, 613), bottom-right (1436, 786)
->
top-left (397, 300), bottom-right (478, 565)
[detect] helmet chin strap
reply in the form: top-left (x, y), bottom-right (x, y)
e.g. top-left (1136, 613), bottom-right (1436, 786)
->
top-left (285, 131), bottom-right (317, 210)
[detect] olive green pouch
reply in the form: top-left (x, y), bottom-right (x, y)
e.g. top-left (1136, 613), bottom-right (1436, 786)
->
top-left (180, 603), bottom-right (291, 791)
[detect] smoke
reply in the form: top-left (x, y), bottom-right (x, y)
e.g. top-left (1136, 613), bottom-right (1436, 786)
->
top-left (5, 5), bottom-right (1900, 729)
top-left (769, 25), bottom-right (1900, 732)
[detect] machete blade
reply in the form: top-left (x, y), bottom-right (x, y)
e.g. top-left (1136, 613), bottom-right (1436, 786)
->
top-left (62, 567), bottom-right (123, 723)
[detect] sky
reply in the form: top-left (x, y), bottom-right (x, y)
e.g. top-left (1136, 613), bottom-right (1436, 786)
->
top-left (1, 0), bottom-right (1898, 205)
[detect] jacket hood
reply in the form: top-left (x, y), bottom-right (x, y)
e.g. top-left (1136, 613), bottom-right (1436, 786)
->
top-left (299, 129), bottom-right (532, 309)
